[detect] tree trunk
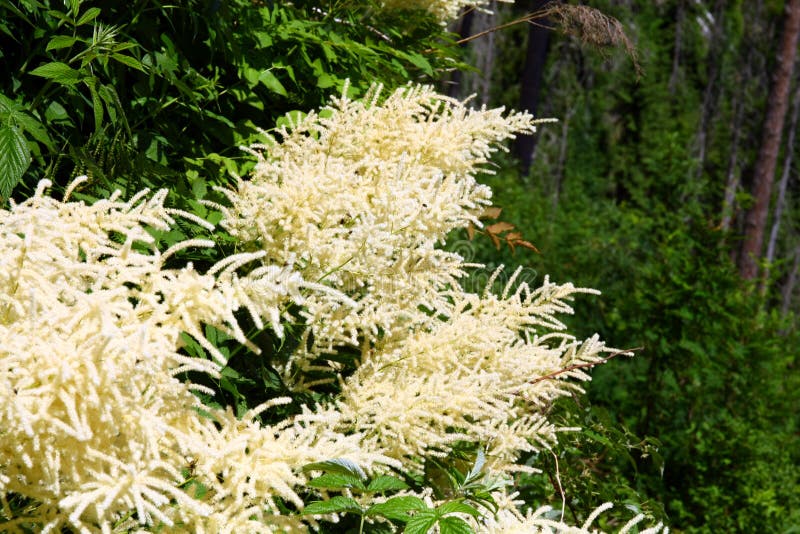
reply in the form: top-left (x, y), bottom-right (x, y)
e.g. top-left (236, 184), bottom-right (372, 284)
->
top-left (668, 1), bottom-right (685, 95)
top-left (720, 97), bottom-right (743, 233)
top-left (739, 0), bottom-right (800, 280)
top-left (445, 9), bottom-right (475, 99)
top-left (694, 1), bottom-right (726, 181)
top-left (513, 0), bottom-right (551, 176)
top-left (781, 244), bottom-right (800, 318)
top-left (762, 73), bottom-right (800, 294)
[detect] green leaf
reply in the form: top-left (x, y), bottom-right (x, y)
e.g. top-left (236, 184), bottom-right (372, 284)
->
top-left (258, 70), bottom-right (287, 96)
top-left (403, 510), bottom-right (438, 534)
top-left (67, 0), bottom-right (80, 17)
top-left (307, 473), bottom-right (366, 491)
top-left (75, 7), bottom-right (101, 26)
top-left (0, 94), bottom-right (55, 151)
top-left (29, 62), bottom-right (82, 85)
top-left (366, 496), bottom-right (427, 522)
top-left (438, 516), bottom-right (475, 534)
top-left (303, 459), bottom-right (367, 481)
top-left (367, 475), bottom-right (410, 493)
top-left (46, 35), bottom-right (78, 51)
top-left (302, 496), bottom-right (362, 516)
top-left (404, 52), bottom-right (433, 76)
top-left (87, 79), bottom-right (103, 131)
top-left (436, 501), bottom-right (481, 518)
top-left (316, 72), bottom-right (335, 89)
top-left (111, 53), bottom-right (145, 72)
top-left (464, 449), bottom-right (486, 484)
top-left (0, 124), bottom-right (30, 198)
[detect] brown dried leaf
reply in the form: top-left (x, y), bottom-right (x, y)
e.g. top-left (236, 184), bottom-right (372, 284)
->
top-left (515, 240), bottom-right (540, 253)
top-left (486, 221), bottom-right (515, 235)
top-left (467, 223), bottom-right (475, 241)
top-left (481, 206), bottom-right (503, 220)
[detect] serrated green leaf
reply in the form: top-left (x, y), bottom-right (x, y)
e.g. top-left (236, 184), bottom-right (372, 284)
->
top-left (0, 93), bottom-right (19, 115)
top-left (29, 62), bottom-right (82, 85)
top-left (302, 496), bottom-right (362, 516)
top-left (438, 516), bottom-right (475, 534)
top-left (308, 473), bottom-right (366, 491)
top-left (303, 459), bottom-right (367, 480)
top-left (436, 501), bottom-right (481, 518)
top-left (0, 124), bottom-right (30, 198)
top-left (403, 510), bottom-right (438, 534)
top-left (0, 94), bottom-right (55, 151)
top-left (46, 35), bottom-right (78, 51)
top-left (76, 7), bottom-right (101, 26)
top-left (367, 475), bottom-right (410, 493)
top-left (111, 53), bottom-right (145, 72)
top-left (366, 496), bottom-right (427, 522)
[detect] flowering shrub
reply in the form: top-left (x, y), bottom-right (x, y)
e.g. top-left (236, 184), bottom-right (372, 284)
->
top-left (0, 86), bottom-right (664, 532)
top-left (378, 0), bottom-right (514, 24)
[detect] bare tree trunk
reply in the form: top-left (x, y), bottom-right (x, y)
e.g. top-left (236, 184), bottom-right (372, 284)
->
top-left (514, 0), bottom-right (551, 175)
top-left (762, 74), bottom-right (800, 294)
top-left (694, 1), bottom-right (726, 180)
top-left (781, 244), bottom-right (800, 318)
top-left (464, 3), bottom-right (498, 107)
top-left (445, 9), bottom-right (475, 99)
top-left (721, 97), bottom-right (743, 233)
top-left (668, 1), bottom-right (685, 95)
top-left (739, 0), bottom-right (800, 280)
top-left (552, 107), bottom-right (574, 211)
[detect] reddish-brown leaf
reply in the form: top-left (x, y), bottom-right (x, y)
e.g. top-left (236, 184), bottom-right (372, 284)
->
top-left (515, 240), bottom-right (540, 253)
top-left (481, 206), bottom-right (503, 219)
top-left (486, 221), bottom-right (515, 235)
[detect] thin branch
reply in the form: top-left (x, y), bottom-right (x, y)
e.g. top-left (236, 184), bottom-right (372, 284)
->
top-left (551, 449), bottom-right (566, 522)
top-left (530, 347), bottom-right (642, 385)
top-left (456, 10), bottom-right (552, 46)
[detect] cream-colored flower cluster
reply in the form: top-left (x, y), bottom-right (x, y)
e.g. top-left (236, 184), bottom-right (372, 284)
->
top-left (334, 269), bottom-right (611, 473)
top-left (1, 86), bottom-right (661, 532)
top-left (481, 500), bottom-right (667, 534)
top-left (218, 83), bottom-right (541, 386)
top-left (378, 0), bottom-right (514, 24)
top-left (0, 180), bottom-right (383, 532)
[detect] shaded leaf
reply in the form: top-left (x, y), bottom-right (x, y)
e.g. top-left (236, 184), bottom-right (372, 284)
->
top-left (87, 79), bottom-right (103, 130)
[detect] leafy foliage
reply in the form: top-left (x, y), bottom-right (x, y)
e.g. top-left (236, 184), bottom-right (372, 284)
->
top-left (0, 0), bottom-right (459, 202)
top-left (303, 451), bottom-right (497, 534)
top-left (464, 1), bottom-right (800, 528)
